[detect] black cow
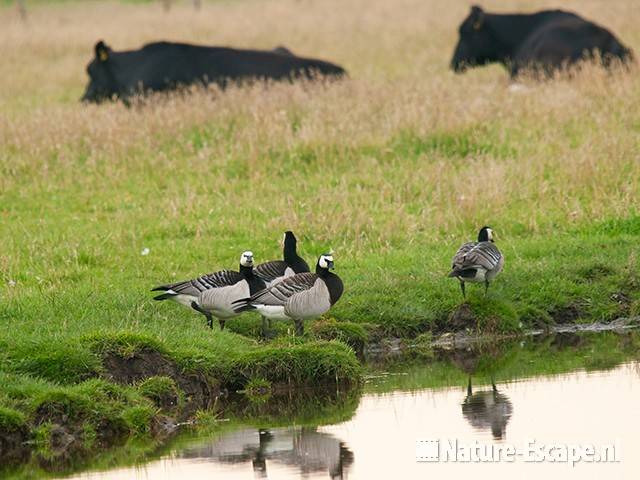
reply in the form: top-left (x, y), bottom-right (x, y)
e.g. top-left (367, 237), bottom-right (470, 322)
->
top-left (81, 41), bottom-right (346, 103)
top-left (451, 6), bottom-right (633, 78)
top-left (272, 45), bottom-right (295, 56)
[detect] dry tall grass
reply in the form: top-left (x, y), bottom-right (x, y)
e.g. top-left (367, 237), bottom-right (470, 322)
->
top-left (0, 0), bottom-right (639, 249)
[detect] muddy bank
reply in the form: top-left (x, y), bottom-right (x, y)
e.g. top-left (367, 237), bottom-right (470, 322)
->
top-left (0, 423), bottom-right (30, 467)
top-left (0, 349), bottom-right (217, 472)
top-left (101, 348), bottom-right (220, 419)
top-left (364, 316), bottom-right (640, 360)
top-left (0, 335), bottom-right (361, 474)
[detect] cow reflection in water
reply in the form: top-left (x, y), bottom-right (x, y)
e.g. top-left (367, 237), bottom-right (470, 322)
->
top-left (462, 378), bottom-right (513, 440)
top-left (180, 427), bottom-right (353, 478)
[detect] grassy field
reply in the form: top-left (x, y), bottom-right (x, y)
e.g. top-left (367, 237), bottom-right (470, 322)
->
top-left (1, 0), bottom-right (640, 468)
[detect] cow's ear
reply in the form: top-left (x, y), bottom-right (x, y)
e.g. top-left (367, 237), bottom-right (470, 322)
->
top-left (95, 40), bottom-right (110, 62)
top-left (471, 5), bottom-right (484, 30)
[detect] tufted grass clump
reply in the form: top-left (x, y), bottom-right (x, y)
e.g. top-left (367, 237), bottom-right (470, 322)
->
top-left (121, 405), bottom-right (156, 436)
top-left (466, 297), bottom-right (521, 334)
top-left (310, 319), bottom-right (369, 353)
top-left (0, 406), bottom-right (26, 432)
top-left (231, 341), bottom-right (363, 389)
top-left (137, 376), bottom-right (183, 410)
top-left (85, 332), bottom-right (169, 359)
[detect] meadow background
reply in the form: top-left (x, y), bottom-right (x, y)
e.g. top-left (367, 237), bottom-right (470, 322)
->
top-left (1, 0), bottom-right (640, 350)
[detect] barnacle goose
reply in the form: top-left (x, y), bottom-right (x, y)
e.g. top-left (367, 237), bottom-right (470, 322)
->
top-left (448, 226), bottom-right (504, 298)
top-left (253, 231), bottom-right (310, 287)
top-left (152, 251), bottom-right (265, 330)
top-left (233, 253), bottom-right (343, 336)
top-left (252, 231), bottom-right (310, 337)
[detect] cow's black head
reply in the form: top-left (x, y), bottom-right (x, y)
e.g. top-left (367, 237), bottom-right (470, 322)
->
top-left (81, 41), bottom-right (117, 103)
top-left (451, 6), bottom-right (500, 73)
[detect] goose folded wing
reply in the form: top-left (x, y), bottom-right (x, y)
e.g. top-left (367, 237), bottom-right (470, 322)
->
top-left (459, 243), bottom-right (502, 270)
top-left (452, 242), bottom-right (477, 268)
top-left (253, 260), bottom-right (288, 283)
top-left (249, 272), bottom-right (318, 305)
top-left (199, 280), bottom-right (248, 311)
top-left (156, 270), bottom-right (243, 296)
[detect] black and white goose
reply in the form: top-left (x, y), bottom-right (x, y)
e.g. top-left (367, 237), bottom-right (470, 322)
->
top-left (254, 231), bottom-right (310, 287)
top-left (233, 253), bottom-right (343, 336)
top-left (152, 251), bottom-right (265, 330)
top-left (448, 226), bottom-right (504, 298)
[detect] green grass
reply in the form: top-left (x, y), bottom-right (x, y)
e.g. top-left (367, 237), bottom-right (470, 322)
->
top-left (137, 376), bottom-right (183, 408)
top-left (0, 406), bottom-right (26, 432)
top-left (0, 330), bottom-right (361, 388)
top-left (310, 319), bottom-right (369, 352)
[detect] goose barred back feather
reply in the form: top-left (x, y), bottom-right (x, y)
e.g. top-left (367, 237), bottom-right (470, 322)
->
top-left (253, 260), bottom-right (292, 285)
top-left (451, 242), bottom-right (502, 276)
top-left (152, 270), bottom-right (244, 298)
top-left (249, 272), bottom-right (318, 304)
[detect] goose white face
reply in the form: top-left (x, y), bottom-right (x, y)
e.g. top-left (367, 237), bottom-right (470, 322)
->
top-left (318, 254), bottom-right (334, 270)
top-left (486, 228), bottom-right (494, 242)
top-left (240, 251), bottom-right (254, 267)
top-left (281, 232), bottom-right (286, 248)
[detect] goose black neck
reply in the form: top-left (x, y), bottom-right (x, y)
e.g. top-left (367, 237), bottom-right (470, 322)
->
top-left (316, 264), bottom-right (330, 278)
top-left (240, 264), bottom-right (255, 279)
top-left (283, 233), bottom-right (298, 262)
top-left (288, 253), bottom-right (310, 273)
top-left (322, 271), bottom-right (344, 305)
top-left (284, 232), bottom-right (310, 273)
top-left (240, 264), bottom-right (266, 294)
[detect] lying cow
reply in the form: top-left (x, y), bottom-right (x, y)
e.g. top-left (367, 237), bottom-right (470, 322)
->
top-left (272, 46), bottom-right (295, 56)
top-left (451, 6), bottom-right (633, 78)
top-left (81, 41), bottom-right (346, 103)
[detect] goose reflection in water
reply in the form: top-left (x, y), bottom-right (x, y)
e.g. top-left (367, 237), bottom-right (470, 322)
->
top-left (462, 378), bottom-right (513, 440)
top-left (180, 426), bottom-right (353, 479)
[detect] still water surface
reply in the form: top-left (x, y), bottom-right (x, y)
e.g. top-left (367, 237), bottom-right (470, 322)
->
top-left (69, 359), bottom-right (640, 480)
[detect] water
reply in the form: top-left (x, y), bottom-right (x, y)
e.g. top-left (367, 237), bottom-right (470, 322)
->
top-left (58, 332), bottom-right (640, 479)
